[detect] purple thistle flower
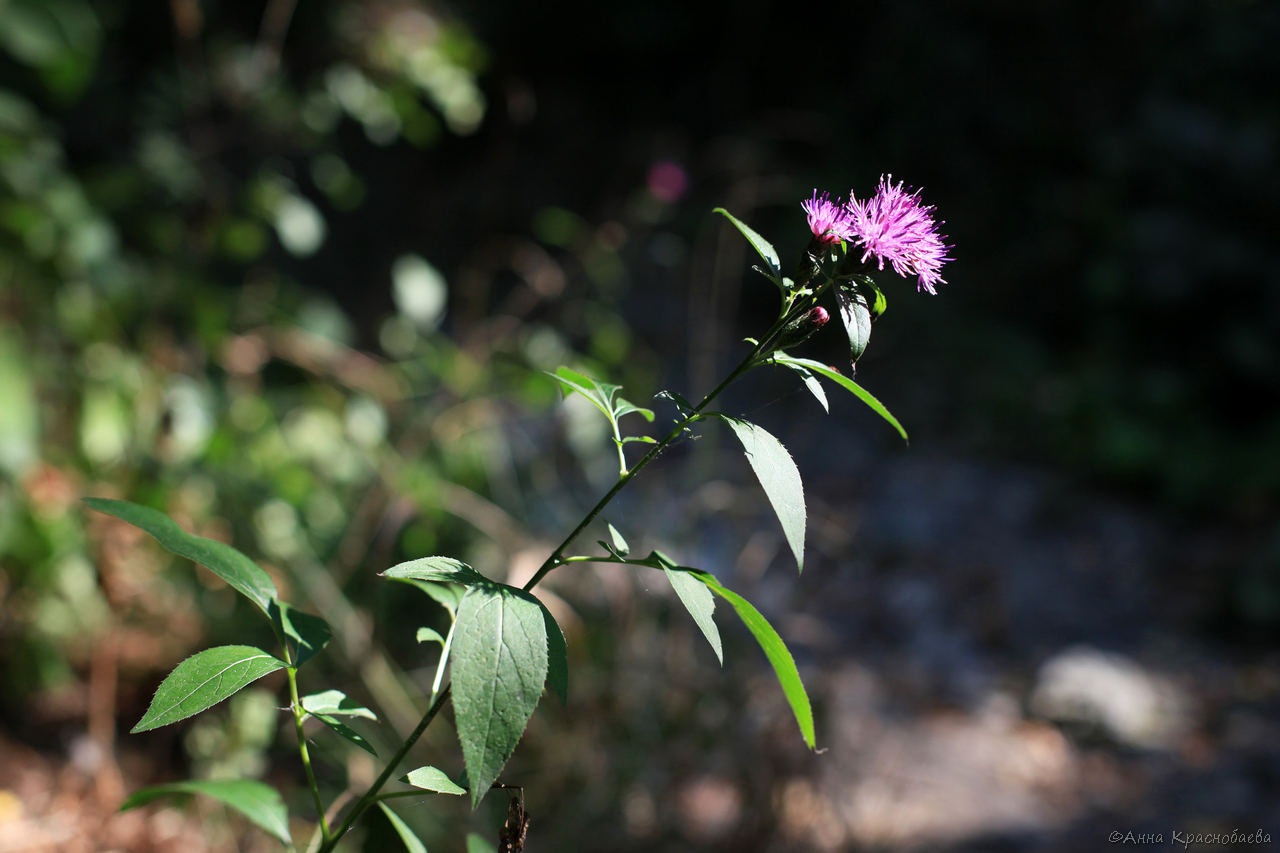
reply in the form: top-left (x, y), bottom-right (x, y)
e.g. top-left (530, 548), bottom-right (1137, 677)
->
top-left (802, 190), bottom-right (857, 245)
top-left (847, 175), bottom-right (952, 294)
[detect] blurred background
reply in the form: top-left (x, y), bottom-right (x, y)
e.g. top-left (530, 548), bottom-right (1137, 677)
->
top-left (1, 0), bottom-right (1278, 850)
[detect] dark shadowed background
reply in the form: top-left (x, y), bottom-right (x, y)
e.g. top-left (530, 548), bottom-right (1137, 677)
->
top-left (1, 1), bottom-right (1278, 850)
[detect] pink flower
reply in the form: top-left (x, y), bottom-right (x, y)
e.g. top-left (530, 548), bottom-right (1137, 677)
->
top-left (802, 190), bottom-right (857, 245)
top-left (847, 175), bottom-right (952, 294)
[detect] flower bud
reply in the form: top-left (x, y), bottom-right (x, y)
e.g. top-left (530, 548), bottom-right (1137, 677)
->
top-left (776, 306), bottom-right (830, 350)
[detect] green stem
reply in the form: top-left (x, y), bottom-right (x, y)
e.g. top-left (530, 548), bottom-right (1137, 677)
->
top-left (288, 666), bottom-right (331, 844)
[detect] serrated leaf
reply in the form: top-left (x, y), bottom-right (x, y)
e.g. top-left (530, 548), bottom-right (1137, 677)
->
top-left (713, 207), bottom-right (781, 286)
top-left (452, 583), bottom-right (548, 808)
top-left (416, 626), bottom-right (447, 645)
top-left (301, 689), bottom-right (377, 720)
top-left (119, 779), bottom-right (291, 844)
top-left (691, 571), bottom-right (816, 749)
top-left (312, 712), bottom-right (377, 755)
top-left (540, 603), bottom-right (568, 704)
top-left (402, 765), bottom-right (467, 796)
top-left (84, 498), bottom-right (277, 615)
top-left (378, 803), bottom-right (428, 853)
top-left (270, 601), bottom-right (331, 667)
top-left (771, 355), bottom-right (908, 443)
top-left (467, 833), bottom-right (498, 853)
top-left (381, 557), bottom-right (489, 586)
top-left (835, 281), bottom-right (872, 365)
top-left (656, 555), bottom-right (723, 664)
top-left (606, 523), bottom-right (630, 556)
top-left (133, 645), bottom-right (286, 733)
top-left (716, 417), bottom-right (806, 572)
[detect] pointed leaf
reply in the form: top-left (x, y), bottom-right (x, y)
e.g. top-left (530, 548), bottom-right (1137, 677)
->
top-left (416, 626), bottom-right (447, 646)
top-left (771, 354), bottom-right (908, 443)
top-left (716, 416), bottom-right (806, 572)
top-left (378, 803), bottom-right (428, 853)
top-left (402, 765), bottom-right (467, 796)
top-left (606, 523), bottom-right (630, 557)
top-left (540, 603), bottom-right (568, 704)
top-left (452, 583), bottom-right (548, 808)
top-left (713, 207), bottom-right (781, 286)
top-left (301, 689), bottom-right (377, 720)
top-left (132, 645), bottom-right (286, 733)
top-left (657, 556), bottom-right (723, 664)
top-left (547, 366), bottom-right (617, 420)
top-left (835, 281), bottom-right (872, 365)
top-left (84, 498), bottom-right (277, 614)
top-left (271, 601), bottom-right (331, 667)
top-left (381, 557), bottom-right (489, 586)
top-left (655, 389), bottom-right (695, 419)
top-left (312, 712), bottom-right (377, 755)
top-left (773, 358), bottom-right (828, 413)
top-left (613, 398), bottom-right (655, 422)
top-left (692, 571), bottom-right (816, 749)
top-left (119, 779), bottom-right (291, 844)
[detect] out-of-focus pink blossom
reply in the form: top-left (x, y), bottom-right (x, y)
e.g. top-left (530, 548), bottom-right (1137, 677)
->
top-left (647, 160), bottom-right (688, 203)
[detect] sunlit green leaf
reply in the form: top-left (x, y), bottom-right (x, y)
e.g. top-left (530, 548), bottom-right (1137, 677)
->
top-left (402, 765), bottom-right (467, 796)
top-left (133, 645), bottom-right (286, 733)
top-left (606, 523), bottom-right (630, 556)
top-left (301, 689), bottom-right (377, 720)
top-left (120, 779), bottom-right (291, 844)
top-left (84, 498), bottom-right (278, 615)
top-left (416, 626), bottom-right (447, 645)
top-left (655, 553), bottom-right (722, 664)
top-left (378, 802), bottom-right (427, 853)
top-left (770, 354), bottom-right (908, 443)
top-left (715, 417), bottom-right (806, 572)
top-left (381, 556), bottom-right (489, 586)
top-left (713, 207), bottom-right (781, 286)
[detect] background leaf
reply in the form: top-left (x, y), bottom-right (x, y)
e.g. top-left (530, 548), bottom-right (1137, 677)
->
top-left (771, 354), bottom-right (908, 443)
top-left (119, 779), bottom-right (291, 844)
top-left (452, 583), bottom-right (548, 808)
top-left (659, 560), bottom-right (723, 664)
top-left (466, 833), bottom-right (498, 853)
top-left (132, 645), bottom-right (286, 733)
top-left (402, 765), bottom-right (467, 795)
top-left (692, 572), bottom-right (816, 749)
top-left (712, 207), bottom-right (781, 285)
top-left (716, 417), bottom-right (806, 572)
top-left (378, 802), bottom-right (428, 853)
top-left (84, 498), bottom-right (278, 614)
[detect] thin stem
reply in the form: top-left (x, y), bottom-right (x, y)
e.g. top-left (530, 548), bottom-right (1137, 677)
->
top-left (288, 666), bottom-right (331, 844)
top-left (429, 619), bottom-right (456, 703)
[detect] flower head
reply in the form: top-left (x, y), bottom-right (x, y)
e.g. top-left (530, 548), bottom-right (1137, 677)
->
top-left (847, 175), bottom-right (952, 294)
top-left (802, 190), bottom-right (857, 245)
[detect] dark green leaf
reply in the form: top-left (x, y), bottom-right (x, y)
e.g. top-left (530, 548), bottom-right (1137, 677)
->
top-left (834, 281), bottom-right (872, 365)
top-left (659, 561), bottom-right (723, 664)
top-left (716, 417), bottom-right (806, 572)
top-left (713, 207), bottom-right (781, 286)
top-left (402, 765), bottom-right (467, 796)
top-left (84, 498), bottom-right (277, 615)
top-left (770, 355), bottom-right (908, 443)
top-left (270, 602), bottom-right (331, 667)
top-left (773, 357), bottom-right (828, 413)
top-left (693, 572), bottom-right (816, 749)
top-left (452, 583), bottom-right (548, 808)
top-left (301, 689), bottom-right (377, 720)
top-left (312, 712), bottom-right (377, 755)
top-left (381, 557), bottom-right (489, 586)
top-left (378, 803), bottom-right (428, 853)
top-left (655, 389), bottom-right (695, 419)
top-left (133, 646), bottom-right (286, 733)
top-left (119, 779), bottom-right (291, 844)
top-left (541, 602), bottom-right (568, 704)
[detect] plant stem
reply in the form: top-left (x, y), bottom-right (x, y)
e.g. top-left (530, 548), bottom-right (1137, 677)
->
top-left (288, 666), bottom-right (331, 844)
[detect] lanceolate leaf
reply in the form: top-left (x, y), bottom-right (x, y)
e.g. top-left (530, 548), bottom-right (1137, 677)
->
top-left (774, 359), bottom-right (829, 413)
top-left (771, 354), bottom-right (908, 443)
top-left (133, 646), bottom-right (286, 733)
top-left (690, 570), bottom-right (816, 749)
top-left (654, 553), bottom-right (722, 664)
top-left (606, 523), bottom-right (630, 556)
top-left (381, 556), bottom-right (490, 587)
top-left (84, 498), bottom-right (277, 615)
top-left (835, 281), bottom-right (873, 365)
top-left (713, 207), bottom-right (782, 286)
top-left (402, 765), bottom-right (467, 796)
top-left (119, 779), bottom-right (291, 844)
top-left (301, 689), bottom-right (377, 720)
top-left (378, 803), bottom-right (428, 853)
top-left (716, 416), bottom-right (806, 572)
top-left (452, 583), bottom-right (548, 808)
top-left (312, 712), bottom-right (377, 756)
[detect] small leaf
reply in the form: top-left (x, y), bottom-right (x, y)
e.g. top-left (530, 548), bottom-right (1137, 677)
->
top-left (467, 833), bottom-right (498, 853)
top-left (655, 389), bottom-right (695, 419)
top-left (541, 603), bottom-right (569, 704)
top-left (613, 398), bottom-right (655, 422)
top-left (416, 626), bottom-right (447, 645)
top-left (860, 276), bottom-right (887, 320)
top-left (773, 358), bottom-right (828, 413)
top-left (84, 498), bottom-right (277, 615)
top-left (402, 765), bottom-right (467, 796)
top-left (270, 602), bottom-right (331, 667)
top-left (716, 417), bottom-right (806, 572)
top-left (382, 557), bottom-right (490, 586)
top-left (312, 712), bottom-right (377, 755)
top-left (378, 803), bottom-right (428, 853)
top-left (834, 281), bottom-right (872, 365)
top-left (692, 571), bottom-right (816, 749)
top-left (133, 646), bottom-right (286, 733)
top-left (547, 366), bottom-right (618, 421)
top-left (621, 435), bottom-right (657, 444)
top-left (606, 523), bottom-right (630, 557)
top-left (713, 207), bottom-right (782, 286)
top-left (119, 779), bottom-right (291, 844)
top-left (657, 556), bottom-right (723, 664)
top-left (301, 689), bottom-right (377, 720)
top-left (771, 355), bottom-right (908, 443)
top-left (452, 583), bottom-right (548, 808)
